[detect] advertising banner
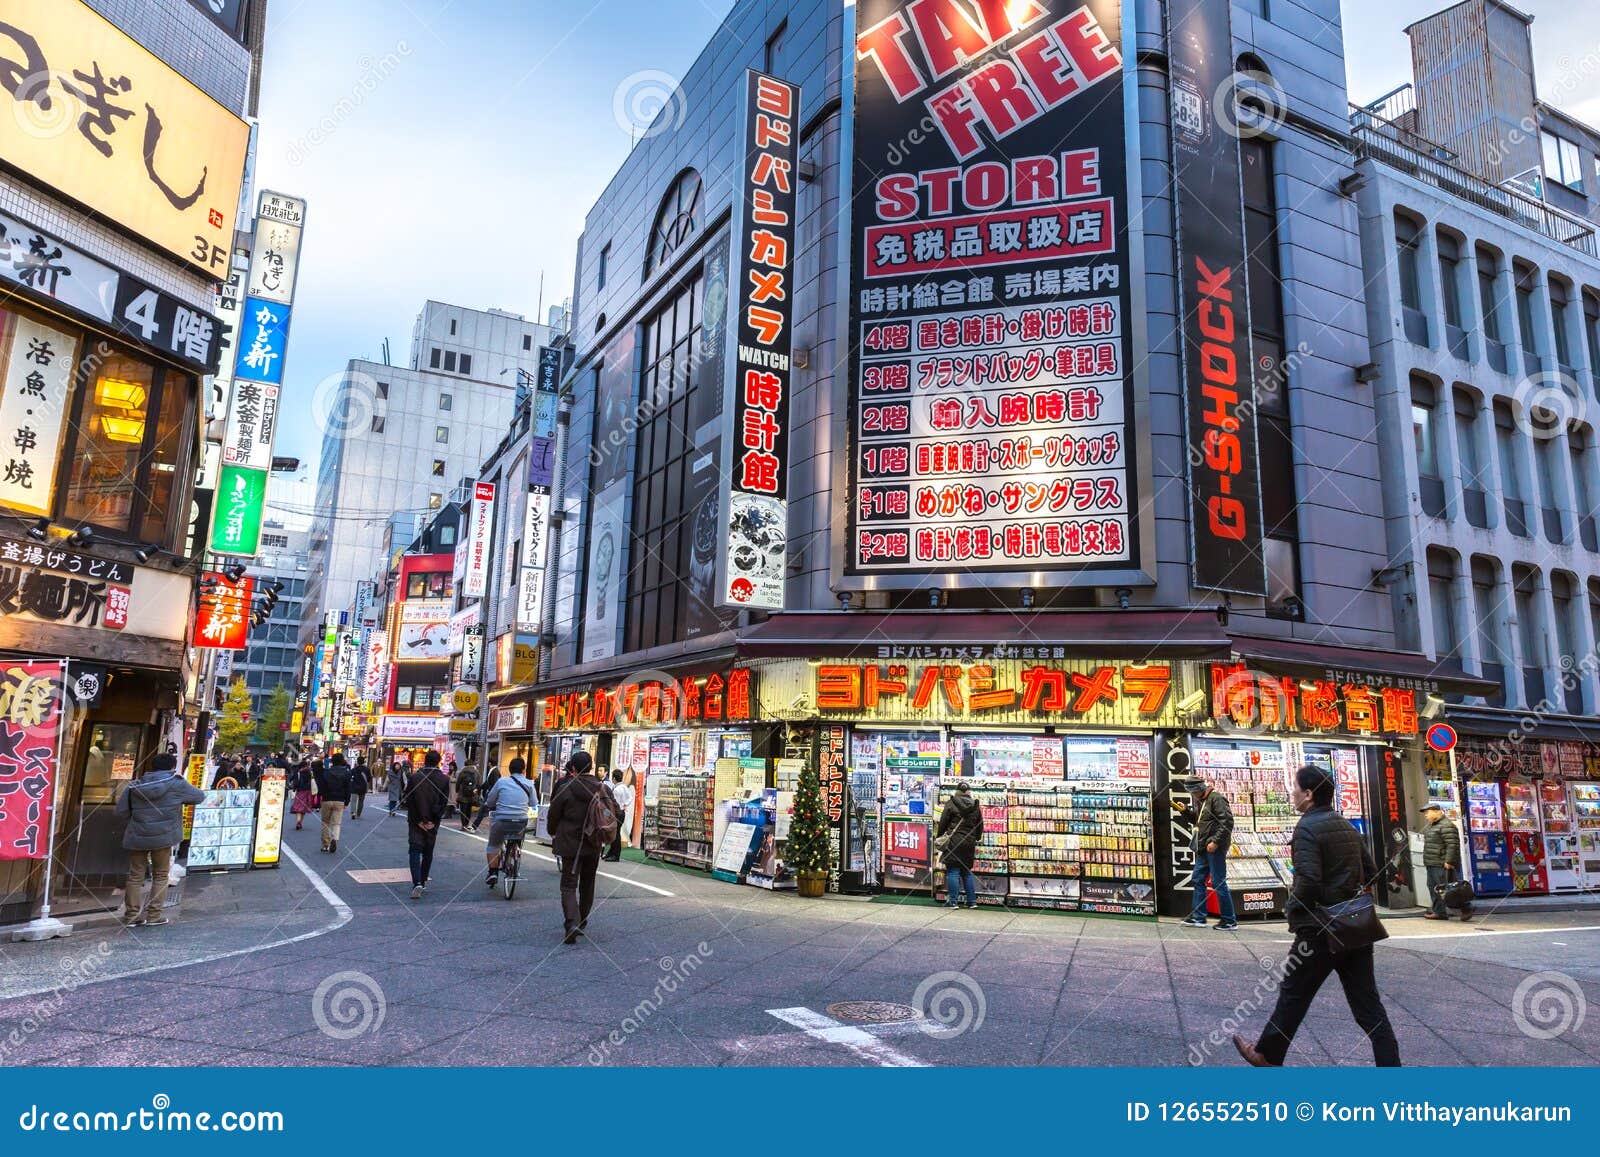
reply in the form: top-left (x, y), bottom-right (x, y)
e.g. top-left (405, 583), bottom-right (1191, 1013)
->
top-left (581, 478), bottom-right (625, 663)
top-left (0, 315), bottom-right (78, 517)
top-left (843, 0), bottom-right (1140, 585)
top-left (0, 0), bottom-right (249, 277)
top-left (395, 620), bottom-right (450, 662)
top-left (716, 71), bottom-right (800, 611)
top-left (194, 571), bottom-right (254, 650)
top-left (0, 660), bottom-right (63, 860)
top-left (463, 480), bottom-right (496, 599)
top-left (515, 490), bottom-right (551, 631)
top-left (362, 629), bottom-right (389, 701)
top-left (208, 463), bottom-right (267, 556)
top-left (1166, 0), bottom-right (1265, 594)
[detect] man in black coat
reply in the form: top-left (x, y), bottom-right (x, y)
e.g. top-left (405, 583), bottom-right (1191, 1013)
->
top-left (935, 782), bottom-right (984, 908)
top-left (543, 751), bottom-right (609, 944)
top-left (1235, 764), bottom-right (1401, 1067)
top-left (403, 751), bottom-right (451, 899)
top-left (315, 753), bottom-right (354, 853)
top-left (1420, 803), bottom-right (1471, 921)
top-left (1175, 776), bottom-right (1237, 930)
top-left (349, 757), bottom-right (371, 820)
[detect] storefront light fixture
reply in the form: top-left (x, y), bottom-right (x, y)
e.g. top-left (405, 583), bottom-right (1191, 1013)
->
top-left (26, 518), bottom-right (48, 543)
top-left (98, 414), bottom-right (145, 444)
top-left (65, 526), bottom-right (92, 548)
top-left (95, 377), bottom-right (147, 410)
top-left (1422, 693), bottom-right (1446, 719)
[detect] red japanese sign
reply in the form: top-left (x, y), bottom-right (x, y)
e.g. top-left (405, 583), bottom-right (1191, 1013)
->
top-left (1209, 665), bottom-right (1419, 736)
top-left (717, 71), bottom-right (800, 612)
top-left (0, 661), bottom-right (64, 861)
top-left (194, 571), bottom-right (254, 650)
top-left (542, 668), bottom-right (755, 732)
top-left (820, 725), bottom-right (848, 891)
top-left (814, 660), bottom-right (1173, 722)
top-left (882, 816), bottom-right (931, 870)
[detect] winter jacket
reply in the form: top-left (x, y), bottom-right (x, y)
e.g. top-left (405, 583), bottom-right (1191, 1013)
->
top-left (544, 773), bottom-right (606, 859)
top-left (116, 771), bottom-right (205, 851)
top-left (386, 767), bottom-right (406, 803)
top-left (1187, 789), bottom-right (1235, 853)
top-left (315, 761), bottom-right (353, 804)
top-left (935, 791), bottom-right (984, 872)
top-left (454, 768), bottom-right (481, 806)
top-left (1285, 804), bottom-right (1378, 935)
top-left (350, 764), bottom-right (371, 794)
top-left (1421, 816), bottom-right (1462, 868)
top-left (404, 767), bottom-right (450, 828)
top-left (287, 765), bottom-right (313, 793)
top-left (482, 774), bottom-right (537, 823)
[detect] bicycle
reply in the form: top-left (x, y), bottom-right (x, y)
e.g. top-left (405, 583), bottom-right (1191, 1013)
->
top-left (499, 835), bottom-right (521, 900)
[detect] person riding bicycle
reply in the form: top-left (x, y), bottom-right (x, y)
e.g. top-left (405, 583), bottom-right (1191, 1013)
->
top-left (482, 757), bottom-right (538, 889)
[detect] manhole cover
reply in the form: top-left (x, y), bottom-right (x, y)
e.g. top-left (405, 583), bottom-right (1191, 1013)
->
top-left (826, 1001), bottom-right (921, 1024)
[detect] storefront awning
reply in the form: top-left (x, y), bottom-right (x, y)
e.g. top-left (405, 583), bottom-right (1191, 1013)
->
top-left (737, 609), bottom-right (1232, 659)
top-left (1228, 634), bottom-right (1497, 696)
top-left (1443, 705), bottom-right (1600, 744)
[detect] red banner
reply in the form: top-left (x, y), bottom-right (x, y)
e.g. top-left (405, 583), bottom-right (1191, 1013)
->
top-left (0, 661), bottom-right (64, 861)
top-left (195, 571), bottom-right (254, 650)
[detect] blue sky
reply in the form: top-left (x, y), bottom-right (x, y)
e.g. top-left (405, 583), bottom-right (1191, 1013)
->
top-left (253, 0), bottom-right (1600, 470)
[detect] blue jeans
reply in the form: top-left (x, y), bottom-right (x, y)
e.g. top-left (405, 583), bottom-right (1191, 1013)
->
top-left (945, 867), bottom-right (977, 907)
top-left (1189, 848), bottom-right (1235, 922)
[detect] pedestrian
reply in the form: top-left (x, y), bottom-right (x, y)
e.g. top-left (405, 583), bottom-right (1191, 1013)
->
top-left (544, 751), bottom-right (616, 943)
top-left (934, 781), bottom-right (983, 908)
top-left (387, 759), bottom-right (407, 816)
top-left (1175, 776), bottom-right (1238, 930)
top-left (349, 757), bottom-right (371, 820)
top-left (603, 769), bottom-right (632, 861)
top-left (115, 753), bottom-right (205, 927)
top-left (481, 759), bottom-right (538, 889)
top-left (404, 751), bottom-right (451, 899)
top-left (288, 759), bottom-right (314, 829)
top-left (454, 762), bottom-right (481, 831)
top-left (471, 762), bottom-right (503, 831)
top-left (1234, 764), bottom-right (1401, 1067)
top-left (1420, 803), bottom-right (1472, 921)
top-left (315, 752), bottom-right (354, 853)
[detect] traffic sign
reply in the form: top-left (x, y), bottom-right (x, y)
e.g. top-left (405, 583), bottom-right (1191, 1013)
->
top-left (1425, 722), bottom-right (1457, 752)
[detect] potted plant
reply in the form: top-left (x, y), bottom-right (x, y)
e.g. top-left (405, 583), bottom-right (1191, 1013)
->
top-left (788, 758), bottom-right (830, 897)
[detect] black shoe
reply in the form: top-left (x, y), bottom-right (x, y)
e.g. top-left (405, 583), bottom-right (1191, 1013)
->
top-left (601, 855), bottom-right (620, 862)
top-left (1180, 916), bottom-right (1207, 928)
top-left (330, 840), bottom-right (337, 853)
top-left (1215, 920), bottom-right (1239, 931)
top-left (563, 923), bottom-right (580, 945)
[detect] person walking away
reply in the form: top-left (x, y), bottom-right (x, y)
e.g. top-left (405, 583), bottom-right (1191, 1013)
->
top-left (288, 759), bottom-right (314, 830)
top-left (404, 752), bottom-right (451, 899)
top-left (349, 757), bottom-right (371, 820)
top-left (1234, 764), bottom-right (1401, 1067)
top-left (603, 769), bottom-right (633, 861)
top-left (1420, 803), bottom-right (1472, 921)
top-left (471, 762), bottom-right (503, 831)
top-left (316, 753), bottom-right (354, 853)
top-left (454, 763), bottom-right (481, 831)
top-left (544, 752), bottom-right (616, 943)
top-left (481, 760), bottom-right (538, 888)
top-left (935, 781), bottom-right (984, 908)
top-left (116, 754), bottom-right (205, 927)
top-left (1175, 777), bottom-right (1238, 930)
top-left (387, 760), bottom-right (407, 816)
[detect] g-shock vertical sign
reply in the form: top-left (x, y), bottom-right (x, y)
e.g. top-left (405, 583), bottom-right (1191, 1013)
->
top-left (1167, 0), bottom-right (1265, 594)
top-left (844, 0), bottom-right (1141, 584)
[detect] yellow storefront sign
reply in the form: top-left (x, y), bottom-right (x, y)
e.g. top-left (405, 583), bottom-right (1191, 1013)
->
top-left (0, 0), bottom-right (250, 277)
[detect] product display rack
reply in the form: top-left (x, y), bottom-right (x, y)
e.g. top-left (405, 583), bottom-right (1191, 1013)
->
top-left (934, 781), bottom-right (1010, 904)
top-left (644, 773), bottom-right (713, 869)
top-left (1070, 787), bottom-right (1156, 915)
top-left (1006, 782), bottom-right (1079, 910)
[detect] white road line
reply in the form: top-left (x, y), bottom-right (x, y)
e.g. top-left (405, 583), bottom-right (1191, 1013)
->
top-left (283, 844), bottom-right (352, 920)
top-left (1388, 923), bottom-right (1600, 942)
top-left (439, 823), bottom-right (675, 897)
top-left (766, 1006), bottom-right (929, 1067)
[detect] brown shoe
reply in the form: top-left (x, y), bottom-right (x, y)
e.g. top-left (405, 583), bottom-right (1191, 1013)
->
top-left (1232, 1035), bottom-right (1269, 1067)
top-left (1422, 912), bottom-right (1446, 920)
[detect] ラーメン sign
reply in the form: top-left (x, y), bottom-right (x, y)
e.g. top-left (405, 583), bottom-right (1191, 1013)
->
top-left (840, 0), bottom-right (1146, 590)
top-left (0, 0), bottom-right (249, 278)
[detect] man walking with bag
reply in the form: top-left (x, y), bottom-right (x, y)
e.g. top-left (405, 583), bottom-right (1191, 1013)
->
top-left (1420, 803), bottom-right (1472, 921)
top-left (1234, 764), bottom-right (1401, 1067)
top-left (543, 751), bottom-right (618, 944)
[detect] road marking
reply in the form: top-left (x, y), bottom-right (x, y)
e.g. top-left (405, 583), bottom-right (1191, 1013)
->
top-left (1388, 923), bottom-right (1600, 942)
top-left (344, 868), bottom-right (414, 884)
top-left (766, 1006), bottom-right (929, 1067)
top-left (439, 823), bottom-right (675, 897)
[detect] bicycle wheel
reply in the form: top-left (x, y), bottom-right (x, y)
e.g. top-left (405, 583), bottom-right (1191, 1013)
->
top-left (501, 843), bottom-right (519, 900)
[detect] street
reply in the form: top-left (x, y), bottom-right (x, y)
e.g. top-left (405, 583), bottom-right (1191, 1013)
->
top-left (2, 811), bottom-right (1597, 1067)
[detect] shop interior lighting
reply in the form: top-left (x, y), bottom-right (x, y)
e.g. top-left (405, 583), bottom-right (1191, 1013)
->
top-left (98, 414), bottom-right (145, 444)
top-left (94, 377), bottom-right (147, 410)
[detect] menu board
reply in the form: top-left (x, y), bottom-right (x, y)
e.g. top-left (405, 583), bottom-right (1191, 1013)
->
top-left (252, 775), bottom-right (286, 866)
top-left (188, 789), bottom-right (256, 868)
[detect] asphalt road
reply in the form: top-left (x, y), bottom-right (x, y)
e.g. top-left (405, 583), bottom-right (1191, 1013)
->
top-left (2, 808), bottom-right (1597, 1067)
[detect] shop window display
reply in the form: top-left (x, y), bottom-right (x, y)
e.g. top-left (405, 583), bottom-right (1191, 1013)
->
top-left (1190, 738), bottom-right (1295, 891)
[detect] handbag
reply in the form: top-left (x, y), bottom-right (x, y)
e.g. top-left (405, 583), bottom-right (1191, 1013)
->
top-left (1439, 877), bottom-right (1475, 908)
top-left (1315, 892), bottom-right (1389, 954)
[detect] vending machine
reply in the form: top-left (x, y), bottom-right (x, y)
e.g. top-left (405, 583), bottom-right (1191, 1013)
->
top-left (1503, 777), bottom-right (1547, 893)
top-left (1570, 781), bottom-right (1600, 889)
top-left (1539, 778), bottom-right (1582, 892)
top-left (1464, 779), bottom-right (1513, 895)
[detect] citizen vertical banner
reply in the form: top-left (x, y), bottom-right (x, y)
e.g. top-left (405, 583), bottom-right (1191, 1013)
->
top-left (1166, 0), bottom-right (1265, 594)
top-left (844, 0), bottom-right (1140, 584)
top-left (716, 70), bottom-right (799, 611)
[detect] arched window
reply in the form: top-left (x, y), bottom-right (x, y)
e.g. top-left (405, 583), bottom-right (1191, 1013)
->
top-left (648, 169), bottom-right (702, 275)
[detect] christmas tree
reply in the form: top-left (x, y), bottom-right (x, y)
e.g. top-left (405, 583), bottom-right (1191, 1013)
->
top-left (787, 758), bottom-right (829, 875)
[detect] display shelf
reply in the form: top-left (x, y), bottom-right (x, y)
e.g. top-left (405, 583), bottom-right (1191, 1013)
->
top-left (644, 773), bottom-right (714, 868)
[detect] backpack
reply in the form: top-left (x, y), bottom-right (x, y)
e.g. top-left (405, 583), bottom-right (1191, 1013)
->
top-left (581, 779), bottom-right (620, 849)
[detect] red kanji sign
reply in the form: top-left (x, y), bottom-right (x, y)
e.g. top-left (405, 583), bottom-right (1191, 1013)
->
top-left (0, 661), bottom-right (64, 861)
top-left (195, 571), bottom-right (254, 650)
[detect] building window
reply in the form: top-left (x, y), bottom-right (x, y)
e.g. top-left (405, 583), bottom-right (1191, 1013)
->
top-left (648, 169), bottom-right (703, 275)
top-left (1552, 571), bottom-right (1585, 712)
top-left (1472, 556), bottom-right (1508, 704)
top-left (1541, 129), bottom-right (1584, 191)
top-left (432, 459), bottom-right (445, 477)
top-left (1426, 548), bottom-right (1459, 659)
top-left (1395, 213), bottom-right (1429, 345)
top-left (1477, 246), bottom-right (1508, 372)
top-left (1494, 401), bottom-right (1529, 537)
top-left (439, 393), bottom-right (453, 411)
top-left (1412, 379), bottom-right (1445, 517)
top-left (1535, 431), bottom-right (1568, 545)
top-left (439, 522), bottom-right (455, 546)
top-left (1513, 564), bottom-right (1547, 706)
top-left (376, 381), bottom-right (389, 400)
top-left (427, 492), bottom-right (442, 510)
top-left (1437, 232), bottom-right (1467, 359)
top-left (1550, 277), bottom-right (1575, 372)
top-left (1454, 389), bottom-right (1490, 529)
top-left (598, 243), bottom-right (610, 290)
top-left (449, 318), bottom-right (457, 336)
top-left (627, 269), bottom-right (706, 652)
top-left (1584, 291), bottom-right (1600, 384)
top-left (764, 18), bottom-right (788, 74)
top-left (436, 426), bottom-right (449, 444)
top-left (1515, 262), bottom-right (1542, 372)
top-left (460, 354), bottom-right (472, 377)
top-left (1572, 425), bottom-right (1599, 550)
top-left (523, 334), bottom-right (532, 351)
top-left (430, 348), bottom-right (441, 369)
top-left (443, 351), bottom-right (457, 373)
top-left (371, 415), bottom-right (385, 433)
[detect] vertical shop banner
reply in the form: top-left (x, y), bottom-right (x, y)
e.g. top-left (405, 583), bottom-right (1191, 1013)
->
top-left (716, 71), bottom-right (800, 611)
top-left (1166, 0), bottom-right (1265, 594)
top-left (208, 250), bottom-right (250, 422)
top-left (516, 490), bottom-right (552, 630)
top-left (208, 463), bottom-right (267, 555)
top-left (844, 0), bottom-right (1140, 584)
top-left (0, 315), bottom-right (78, 517)
top-left (0, 661), bottom-right (64, 860)
top-left (464, 481), bottom-right (496, 598)
top-left (195, 571), bottom-right (254, 650)
top-left (362, 629), bottom-right (389, 702)
top-left (821, 725), bottom-right (848, 893)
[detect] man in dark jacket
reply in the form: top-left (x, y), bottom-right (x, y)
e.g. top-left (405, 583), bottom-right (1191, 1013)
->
top-left (543, 751), bottom-right (608, 943)
top-left (1235, 764), bottom-right (1401, 1068)
top-left (116, 754), bottom-right (205, 926)
top-left (935, 782), bottom-right (984, 908)
top-left (349, 757), bottom-right (371, 820)
top-left (403, 751), bottom-right (451, 899)
top-left (1175, 777), bottom-right (1237, 930)
top-left (1420, 804), bottom-right (1471, 921)
top-left (471, 763), bottom-right (503, 831)
top-left (315, 753), bottom-right (354, 853)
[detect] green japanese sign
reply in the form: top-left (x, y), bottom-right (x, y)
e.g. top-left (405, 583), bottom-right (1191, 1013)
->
top-left (208, 464), bottom-right (268, 557)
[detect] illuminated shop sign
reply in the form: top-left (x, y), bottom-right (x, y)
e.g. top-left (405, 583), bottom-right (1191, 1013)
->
top-left (542, 668), bottom-right (755, 731)
top-left (1209, 664), bottom-right (1419, 736)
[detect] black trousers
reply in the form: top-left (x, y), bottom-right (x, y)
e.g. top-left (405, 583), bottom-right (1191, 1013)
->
top-left (1426, 864), bottom-right (1471, 916)
top-left (1257, 934), bottom-right (1401, 1066)
top-left (558, 850), bottom-right (600, 928)
top-left (408, 825), bottom-right (439, 888)
top-left (351, 792), bottom-right (366, 818)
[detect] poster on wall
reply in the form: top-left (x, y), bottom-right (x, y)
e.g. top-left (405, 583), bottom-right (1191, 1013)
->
top-left (581, 478), bottom-right (626, 663)
top-left (842, 0), bottom-right (1142, 587)
top-left (0, 316), bottom-right (78, 518)
top-left (1166, 0), bottom-right (1265, 594)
